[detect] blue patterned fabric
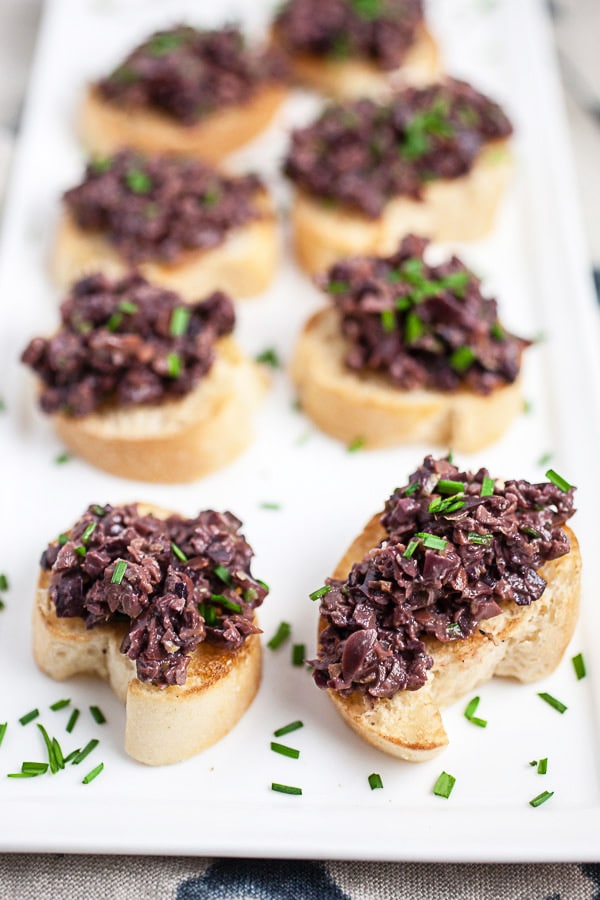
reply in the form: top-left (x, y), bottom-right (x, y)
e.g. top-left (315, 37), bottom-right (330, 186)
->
top-left (178, 859), bottom-right (350, 899)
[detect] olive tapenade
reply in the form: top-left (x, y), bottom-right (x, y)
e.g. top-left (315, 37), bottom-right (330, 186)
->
top-left (284, 78), bottom-right (512, 217)
top-left (98, 25), bottom-right (286, 125)
top-left (322, 234), bottom-right (530, 395)
top-left (312, 455), bottom-right (576, 699)
top-left (21, 272), bottom-right (234, 417)
top-left (63, 150), bottom-right (264, 264)
top-left (41, 504), bottom-right (268, 687)
top-left (275, 0), bottom-right (424, 70)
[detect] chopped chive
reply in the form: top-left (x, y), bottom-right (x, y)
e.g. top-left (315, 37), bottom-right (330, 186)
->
top-left (403, 482), bottom-right (420, 496)
top-left (0, 723), bottom-right (6, 746)
top-left (50, 699), bottom-right (70, 711)
top-left (37, 724), bottom-right (57, 774)
top-left (490, 322), bottom-right (505, 340)
top-left (537, 452), bottom-right (553, 467)
top-left (537, 757), bottom-right (548, 775)
top-left (436, 479), bottom-right (464, 495)
top-left (545, 469), bottom-right (573, 493)
top-left (21, 762), bottom-right (48, 775)
top-left (292, 643), bottom-right (305, 666)
top-left (82, 762), bottom-right (104, 785)
top-left (447, 623), bottom-right (462, 636)
top-left (529, 790), bottom-right (554, 808)
top-left (480, 476), bottom-right (495, 497)
top-left (63, 748), bottom-right (80, 764)
top-left (271, 742), bottom-right (300, 759)
top-left (0, 599), bottom-right (4, 611)
top-left (81, 522), bottom-right (96, 544)
top-left (538, 692), bottom-right (567, 714)
top-left (469, 717), bottom-right (487, 728)
top-left (415, 532), bottom-right (447, 551)
top-left (255, 347), bottom-right (281, 368)
top-left (521, 525), bottom-right (541, 539)
top-left (118, 300), bottom-right (138, 314)
top-left (89, 706), bottom-right (106, 725)
top-left (404, 311), bottom-right (424, 344)
top-left (214, 564), bottom-right (231, 584)
top-left (368, 772), bottom-right (383, 790)
top-left (325, 280), bottom-right (349, 295)
top-left (403, 539), bottom-right (419, 558)
top-left (74, 545), bottom-right (86, 557)
top-left (19, 709), bottom-right (39, 726)
top-left (468, 532), bottom-right (493, 546)
top-left (572, 653), bottom-right (586, 680)
top-left (309, 585), bottom-right (331, 602)
top-left (464, 695), bottom-right (487, 727)
top-left (170, 306), bottom-right (190, 337)
top-left (166, 352), bottom-right (181, 378)
top-left (381, 309), bottom-right (396, 333)
top-left (347, 436), bottom-right (364, 452)
top-left (274, 720), bottom-right (303, 738)
top-left (111, 560), bottom-right (127, 584)
top-left (433, 771), bottom-right (456, 798)
top-left (91, 505), bottom-right (106, 517)
top-left (7, 772), bottom-right (38, 778)
top-left (171, 542), bottom-right (188, 563)
top-left (428, 496), bottom-right (465, 515)
top-left (529, 760), bottom-right (538, 767)
top-left (257, 579), bottom-right (270, 592)
top-left (271, 782), bottom-right (302, 795)
top-left (106, 312), bottom-right (123, 332)
top-left (198, 602), bottom-right (217, 625)
top-left (51, 738), bottom-right (65, 770)
top-left (210, 593), bottom-right (242, 614)
top-left (58, 533), bottom-right (69, 546)
top-left (125, 168), bottom-right (152, 194)
top-left (55, 452), bottom-right (71, 465)
top-left (267, 621), bottom-right (291, 651)
top-left (90, 156), bottom-right (112, 174)
top-left (449, 345), bottom-right (476, 373)
top-left (72, 739), bottom-right (99, 765)
top-left (66, 708), bottom-right (80, 734)
top-left (260, 502), bottom-right (281, 510)
top-left (0, 573), bottom-right (8, 591)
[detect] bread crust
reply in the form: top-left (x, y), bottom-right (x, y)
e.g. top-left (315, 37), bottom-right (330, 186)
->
top-left (52, 336), bottom-right (266, 483)
top-left (321, 514), bottom-right (581, 762)
top-left (291, 307), bottom-right (523, 453)
top-left (291, 140), bottom-right (512, 274)
top-left (32, 504), bottom-right (262, 766)
top-left (51, 194), bottom-right (278, 301)
top-left (280, 24), bottom-right (440, 99)
top-left (79, 83), bottom-right (287, 161)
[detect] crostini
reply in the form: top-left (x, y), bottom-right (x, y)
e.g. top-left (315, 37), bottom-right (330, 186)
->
top-left (80, 25), bottom-right (287, 160)
top-left (53, 151), bottom-right (277, 300)
top-left (284, 79), bottom-right (513, 273)
top-left (273, 0), bottom-right (440, 99)
top-left (21, 273), bottom-right (265, 482)
top-left (33, 503), bottom-right (267, 765)
top-left (311, 455), bottom-right (581, 761)
top-left (291, 235), bottom-right (528, 452)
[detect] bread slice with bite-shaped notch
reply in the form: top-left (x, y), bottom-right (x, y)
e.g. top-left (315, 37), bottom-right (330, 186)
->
top-left (291, 307), bottom-right (524, 453)
top-left (323, 513), bottom-right (581, 762)
top-left (32, 503), bottom-right (263, 766)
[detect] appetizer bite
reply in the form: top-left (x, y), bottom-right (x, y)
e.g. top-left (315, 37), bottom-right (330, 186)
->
top-left (33, 503), bottom-right (267, 765)
top-left (311, 455), bottom-right (580, 760)
top-left (291, 235), bottom-right (528, 452)
top-left (284, 79), bottom-right (513, 273)
top-left (273, 0), bottom-right (440, 99)
top-left (21, 273), bottom-right (265, 482)
top-left (53, 151), bottom-right (277, 300)
top-left (80, 25), bottom-right (287, 160)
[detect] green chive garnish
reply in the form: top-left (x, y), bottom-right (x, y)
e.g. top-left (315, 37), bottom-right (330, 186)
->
top-left (0, 723), bottom-right (7, 746)
top-left (52, 738), bottom-right (65, 770)
top-left (326, 280), bottom-right (349, 295)
top-left (63, 749), bottom-right (80, 764)
top-left (50, 699), bottom-right (70, 711)
top-left (19, 709), bottom-right (39, 726)
top-left (21, 762), bottom-right (48, 775)
top-left (170, 306), bottom-right (190, 337)
top-left (106, 312), bottom-right (123, 332)
top-left (198, 603), bottom-right (218, 625)
top-left (436, 479), bottom-right (464, 495)
top-left (72, 739), bottom-right (99, 765)
top-left (125, 168), bottom-right (152, 194)
top-left (464, 695), bottom-right (487, 727)
top-left (467, 532), bottom-right (493, 546)
top-left (292, 643), bottom-right (305, 666)
top-left (210, 593), bottom-right (242, 614)
top-left (66, 708), bottom-right (80, 734)
top-left (36, 724), bottom-right (57, 773)
top-left (271, 741), bottom-right (300, 759)
top-left (428, 496), bottom-right (465, 515)
top-left (404, 311), bottom-right (424, 344)
top-left (82, 762), bottom-right (104, 784)
top-left (433, 771), bottom-right (456, 798)
top-left (7, 772), bottom-right (38, 778)
top-left (74, 545), bottom-right (86, 557)
top-left (447, 623), bottom-right (462, 636)
top-left (81, 523), bottom-right (96, 544)
top-left (529, 790), bottom-right (553, 808)
top-left (267, 621), bottom-right (291, 651)
top-left (538, 692), bottom-right (567, 714)
top-left (415, 532), bottom-right (447, 551)
top-left (309, 585), bottom-right (331, 602)
top-left (271, 782), bottom-right (302, 795)
top-left (55, 452), bottom-right (71, 465)
top-left (111, 560), bottom-right (127, 584)
top-left (166, 352), bottom-right (181, 378)
top-left (92, 505), bottom-right (106, 517)
top-left (273, 720), bottom-right (303, 738)
top-left (368, 773), bottom-right (383, 790)
top-left (449, 345), bottom-right (476, 373)
top-left (89, 706), bottom-right (106, 725)
top-left (537, 757), bottom-right (548, 775)
top-left (58, 533), bottom-right (69, 546)
top-left (257, 579), bottom-right (270, 592)
top-left (119, 300), bottom-right (138, 314)
top-left (380, 309), bottom-right (395, 333)
top-left (403, 540), bottom-right (419, 558)
top-left (545, 469), bottom-right (573, 493)
top-left (572, 653), bottom-right (586, 680)
top-left (490, 322), bottom-right (505, 341)
top-left (0, 574), bottom-right (8, 591)
top-left (260, 502), bottom-right (281, 511)
top-left (171, 542), bottom-right (188, 563)
top-left (255, 347), bottom-right (281, 368)
top-left (213, 564), bottom-right (231, 584)
top-left (404, 482), bottom-right (420, 496)
top-left (347, 436), bottom-right (364, 452)
top-left (537, 452), bottom-right (553, 467)
top-left (480, 476), bottom-right (495, 497)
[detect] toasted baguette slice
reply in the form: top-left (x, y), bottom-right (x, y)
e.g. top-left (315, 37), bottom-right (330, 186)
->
top-left (52, 195), bottom-right (278, 301)
top-left (32, 505), bottom-right (262, 766)
top-left (324, 513), bottom-right (581, 762)
top-left (52, 337), bottom-right (266, 483)
top-left (80, 83), bottom-right (287, 161)
top-left (291, 140), bottom-right (511, 275)
top-left (281, 25), bottom-right (440, 99)
top-left (291, 308), bottom-right (523, 453)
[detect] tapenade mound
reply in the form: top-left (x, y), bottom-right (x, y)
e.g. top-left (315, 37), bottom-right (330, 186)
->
top-left (284, 78), bottom-right (513, 273)
top-left (53, 150), bottom-right (277, 300)
top-left (291, 235), bottom-right (528, 452)
top-left (21, 272), bottom-right (266, 482)
top-left (273, 0), bottom-right (440, 99)
top-left (33, 503), bottom-right (267, 765)
top-left (80, 25), bottom-right (288, 160)
top-left (312, 455), bottom-right (581, 761)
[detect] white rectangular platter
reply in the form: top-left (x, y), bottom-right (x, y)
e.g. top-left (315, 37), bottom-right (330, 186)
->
top-left (0, 0), bottom-right (600, 861)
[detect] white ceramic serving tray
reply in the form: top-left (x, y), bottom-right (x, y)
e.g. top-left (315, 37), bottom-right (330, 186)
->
top-left (0, 0), bottom-right (599, 861)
